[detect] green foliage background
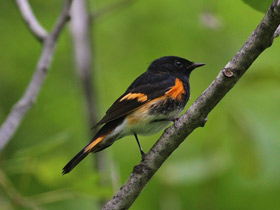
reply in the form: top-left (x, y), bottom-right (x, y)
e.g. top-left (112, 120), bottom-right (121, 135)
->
top-left (1, 0), bottom-right (280, 209)
top-left (242, 0), bottom-right (273, 13)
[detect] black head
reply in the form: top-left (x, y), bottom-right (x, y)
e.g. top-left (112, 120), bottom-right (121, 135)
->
top-left (147, 56), bottom-right (205, 77)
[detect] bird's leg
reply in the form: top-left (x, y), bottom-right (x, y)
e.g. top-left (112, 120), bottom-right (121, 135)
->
top-left (134, 133), bottom-right (145, 158)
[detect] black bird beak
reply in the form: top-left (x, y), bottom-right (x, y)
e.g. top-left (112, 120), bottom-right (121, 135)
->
top-left (187, 62), bottom-right (205, 71)
top-left (191, 63), bottom-right (205, 68)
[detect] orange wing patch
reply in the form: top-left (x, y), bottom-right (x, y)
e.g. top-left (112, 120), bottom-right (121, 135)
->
top-left (165, 78), bottom-right (185, 100)
top-left (84, 135), bottom-right (106, 153)
top-left (120, 93), bottom-right (148, 102)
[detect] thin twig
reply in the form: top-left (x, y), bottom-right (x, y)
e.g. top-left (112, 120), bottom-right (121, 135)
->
top-left (15, 0), bottom-right (48, 42)
top-left (29, 189), bottom-right (75, 204)
top-left (0, 0), bottom-right (73, 151)
top-left (91, 0), bottom-right (136, 20)
top-left (70, 0), bottom-right (108, 207)
top-left (0, 169), bottom-right (43, 210)
top-left (70, 0), bottom-right (98, 124)
top-left (103, 0), bottom-right (280, 209)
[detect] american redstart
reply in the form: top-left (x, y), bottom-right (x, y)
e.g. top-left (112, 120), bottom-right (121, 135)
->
top-left (63, 56), bottom-right (205, 174)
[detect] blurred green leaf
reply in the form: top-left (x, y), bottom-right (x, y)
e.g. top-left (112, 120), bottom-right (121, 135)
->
top-left (159, 153), bottom-right (232, 185)
top-left (242, 0), bottom-right (273, 13)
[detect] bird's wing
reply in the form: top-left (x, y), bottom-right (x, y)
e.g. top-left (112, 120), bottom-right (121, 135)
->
top-left (95, 73), bottom-right (175, 126)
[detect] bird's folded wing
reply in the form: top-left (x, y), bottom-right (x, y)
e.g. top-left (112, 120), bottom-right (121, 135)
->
top-left (95, 74), bottom-right (174, 126)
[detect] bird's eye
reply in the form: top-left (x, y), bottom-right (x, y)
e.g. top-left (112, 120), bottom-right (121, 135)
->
top-left (175, 61), bottom-right (183, 68)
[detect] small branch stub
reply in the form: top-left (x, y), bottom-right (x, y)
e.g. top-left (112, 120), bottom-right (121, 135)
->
top-left (200, 117), bottom-right (208, 127)
top-left (222, 68), bottom-right (234, 77)
top-left (274, 24), bottom-right (280, 38)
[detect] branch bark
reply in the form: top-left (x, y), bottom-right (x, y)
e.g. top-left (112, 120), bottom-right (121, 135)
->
top-left (103, 0), bottom-right (280, 209)
top-left (15, 0), bottom-right (48, 42)
top-left (0, 0), bottom-right (73, 151)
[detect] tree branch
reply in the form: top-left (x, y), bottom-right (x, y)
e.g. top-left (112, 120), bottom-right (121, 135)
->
top-left (70, 0), bottom-right (108, 207)
top-left (0, 0), bottom-right (73, 151)
top-left (103, 0), bottom-right (280, 209)
top-left (15, 0), bottom-right (48, 42)
top-left (70, 0), bottom-right (98, 125)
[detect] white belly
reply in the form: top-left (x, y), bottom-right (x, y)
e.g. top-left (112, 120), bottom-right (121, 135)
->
top-left (130, 120), bottom-right (172, 136)
top-left (124, 107), bottom-right (182, 136)
top-left (107, 98), bottom-right (184, 141)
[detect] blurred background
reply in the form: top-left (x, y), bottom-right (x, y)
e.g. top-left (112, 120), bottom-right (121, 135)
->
top-left (1, 0), bottom-right (280, 209)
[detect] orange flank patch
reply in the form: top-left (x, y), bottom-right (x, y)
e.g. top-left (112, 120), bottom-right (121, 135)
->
top-left (127, 115), bottom-right (137, 125)
top-left (127, 96), bottom-right (167, 125)
top-left (84, 136), bottom-right (105, 153)
top-left (120, 93), bottom-right (148, 102)
top-left (165, 78), bottom-right (185, 100)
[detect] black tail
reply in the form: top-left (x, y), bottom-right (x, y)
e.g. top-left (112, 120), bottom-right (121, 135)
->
top-left (62, 117), bottom-right (125, 174)
top-left (62, 126), bottom-right (111, 175)
top-left (62, 149), bottom-right (89, 175)
top-left (62, 134), bottom-right (107, 175)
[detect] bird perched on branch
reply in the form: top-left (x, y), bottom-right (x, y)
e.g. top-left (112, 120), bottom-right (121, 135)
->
top-left (62, 56), bottom-right (205, 174)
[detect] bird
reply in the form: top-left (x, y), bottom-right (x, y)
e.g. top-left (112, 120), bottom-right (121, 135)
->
top-left (62, 56), bottom-right (205, 174)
